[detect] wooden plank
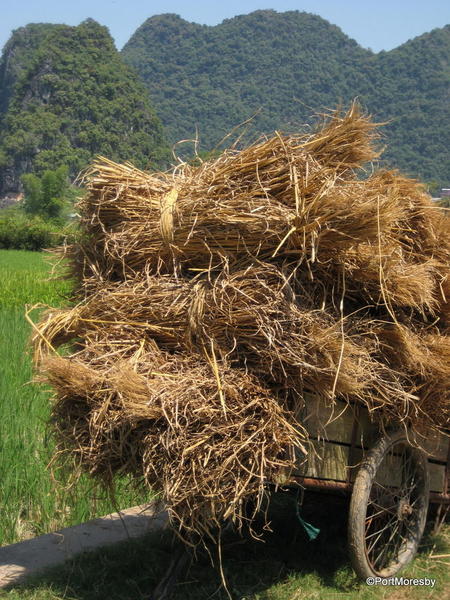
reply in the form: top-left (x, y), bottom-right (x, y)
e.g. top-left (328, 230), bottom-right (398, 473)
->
top-left (375, 453), bottom-right (402, 487)
top-left (342, 448), bottom-right (445, 492)
top-left (295, 440), bottom-right (349, 481)
top-left (295, 393), bottom-right (448, 492)
top-left (299, 394), bottom-right (382, 448)
top-left (429, 463), bottom-right (446, 493)
top-left (300, 394), bottom-right (355, 443)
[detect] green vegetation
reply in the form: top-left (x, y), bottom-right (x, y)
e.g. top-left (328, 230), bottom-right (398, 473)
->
top-left (1, 165), bottom-right (81, 251)
top-left (0, 19), bottom-right (170, 196)
top-left (1, 494), bottom-right (448, 599)
top-left (370, 26), bottom-right (450, 184)
top-left (22, 165), bottom-right (73, 220)
top-left (122, 10), bottom-right (450, 185)
top-left (122, 11), bottom-right (371, 151)
top-left (1, 11), bottom-right (448, 192)
top-left (0, 207), bottom-right (76, 251)
top-left (0, 249), bottom-right (72, 306)
top-left (0, 250), bottom-right (147, 546)
top-left (0, 23), bottom-right (60, 117)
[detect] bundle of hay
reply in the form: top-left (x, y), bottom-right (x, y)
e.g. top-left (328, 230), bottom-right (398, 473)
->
top-left (33, 103), bottom-right (450, 543)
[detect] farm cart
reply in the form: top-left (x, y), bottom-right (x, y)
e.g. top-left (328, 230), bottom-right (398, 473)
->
top-left (293, 394), bottom-right (450, 580)
top-left (150, 395), bottom-right (449, 599)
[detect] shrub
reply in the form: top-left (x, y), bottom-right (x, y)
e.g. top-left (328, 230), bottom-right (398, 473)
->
top-left (0, 211), bottom-right (76, 251)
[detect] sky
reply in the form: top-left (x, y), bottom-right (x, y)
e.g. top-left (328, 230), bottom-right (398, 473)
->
top-left (1, 0), bottom-right (450, 53)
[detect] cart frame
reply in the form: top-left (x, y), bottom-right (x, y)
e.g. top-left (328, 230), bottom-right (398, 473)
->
top-left (288, 396), bottom-right (449, 578)
top-left (292, 402), bottom-right (450, 506)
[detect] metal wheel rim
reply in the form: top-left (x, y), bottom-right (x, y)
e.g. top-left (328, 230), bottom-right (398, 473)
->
top-left (363, 439), bottom-right (428, 577)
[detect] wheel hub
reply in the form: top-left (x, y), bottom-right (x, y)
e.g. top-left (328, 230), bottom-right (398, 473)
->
top-left (398, 497), bottom-right (413, 520)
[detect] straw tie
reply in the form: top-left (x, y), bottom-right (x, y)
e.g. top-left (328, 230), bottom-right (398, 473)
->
top-left (186, 282), bottom-right (208, 348)
top-left (160, 188), bottom-right (178, 246)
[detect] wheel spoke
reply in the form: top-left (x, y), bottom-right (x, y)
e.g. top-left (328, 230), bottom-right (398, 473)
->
top-left (398, 517), bottom-right (418, 539)
top-left (365, 504), bottom-right (398, 521)
top-left (371, 518), bottom-right (403, 568)
top-left (403, 476), bottom-right (420, 498)
top-left (365, 505), bottom-right (399, 536)
top-left (408, 495), bottom-right (422, 509)
top-left (371, 481), bottom-right (400, 505)
top-left (372, 480), bottom-right (396, 495)
top-left (366, 512), bottom-right (399, 557)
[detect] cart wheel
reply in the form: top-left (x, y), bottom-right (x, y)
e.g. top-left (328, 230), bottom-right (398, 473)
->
top-left (348, 429), bottom-right (429, 579)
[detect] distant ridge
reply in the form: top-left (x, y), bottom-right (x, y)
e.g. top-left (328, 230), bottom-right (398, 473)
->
top-left (122, 10), bottom-right (450, 185)
top-left (0, 10), bottom-right (448, 192)
top-left (0, 19), bottom-right (169, 195)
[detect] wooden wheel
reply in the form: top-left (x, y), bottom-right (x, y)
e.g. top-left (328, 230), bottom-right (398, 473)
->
top-left (348, 430), bottom-right (429, 579)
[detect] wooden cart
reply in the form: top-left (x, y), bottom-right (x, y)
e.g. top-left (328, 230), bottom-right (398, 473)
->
top-left (292, 394), bottom-right (450, 579)
top-left (150, 396), bottom-right (449, 598)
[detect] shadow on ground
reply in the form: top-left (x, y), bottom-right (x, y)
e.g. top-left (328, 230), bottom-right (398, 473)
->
top-left (3, 490), bottom-right (446, 600)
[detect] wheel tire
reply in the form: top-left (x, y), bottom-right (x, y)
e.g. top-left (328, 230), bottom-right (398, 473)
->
top-left (348, 429), bottom-right (429, 580)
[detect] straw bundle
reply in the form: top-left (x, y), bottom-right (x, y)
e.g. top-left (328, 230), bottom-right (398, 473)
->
top-left (69, 166), bottom-right (444, 317)
top-left (34, 103), bottom-right (450, 544)
top-left (41, 344), bottom-right (304, 536)
top-left (69, 109), bottom-right (388, 283)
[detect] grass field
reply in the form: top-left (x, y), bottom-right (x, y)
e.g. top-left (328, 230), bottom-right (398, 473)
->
top-left (0, 250), bottom-right (147, 546)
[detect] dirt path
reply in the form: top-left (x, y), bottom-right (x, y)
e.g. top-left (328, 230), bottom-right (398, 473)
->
top-left (0, 503), bottom-right (168, 588)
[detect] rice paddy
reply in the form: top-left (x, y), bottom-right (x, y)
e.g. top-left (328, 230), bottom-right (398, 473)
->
top-left (0, 249), bottom-right (147, 546)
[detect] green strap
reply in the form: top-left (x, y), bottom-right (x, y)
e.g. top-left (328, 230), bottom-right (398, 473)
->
top-left (294, 491), bottom-right (320, 541)
top-left (296, 512), bottom-right (321, 540)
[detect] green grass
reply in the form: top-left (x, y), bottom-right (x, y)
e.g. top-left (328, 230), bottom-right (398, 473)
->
top-left (0, 249), bottom-right (72, 307)
top-left (0, 250), bottom-right (147, 546)
top-left (1, 494), bottom-right (449, 599)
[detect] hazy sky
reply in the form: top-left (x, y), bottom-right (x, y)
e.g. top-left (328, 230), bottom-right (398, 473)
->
top-left (1, 0), bottom-right (450, 53)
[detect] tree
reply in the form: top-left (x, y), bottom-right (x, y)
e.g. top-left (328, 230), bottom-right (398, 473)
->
top-left (22, 166), bottom-right (69, 220)
top-left (21, 173), bottom-right (42, 215)
top-left (426, 180), bottom-right (441, 197)
top-left (40, 166), bottom-right (69, 218)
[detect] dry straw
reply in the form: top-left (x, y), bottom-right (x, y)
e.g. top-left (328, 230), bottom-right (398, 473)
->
top-left (33, 102), bottom-right (450, 544)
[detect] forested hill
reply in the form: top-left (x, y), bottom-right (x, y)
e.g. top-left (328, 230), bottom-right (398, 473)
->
top-left (0, 23), bottom-right (60, 117)
top-left (122, 11), bottom-right (373, 149)
top-left (0, 19), bottom-right (169, 196)
top-left (370, 25), bottom-right (450, 185)
top-left (122, 10), bottom-right (450, 186)
top-left (1, 11), bottom-right (449, 195)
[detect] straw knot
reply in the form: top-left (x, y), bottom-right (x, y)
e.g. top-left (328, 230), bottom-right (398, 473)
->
top-left (186, 281), bottom-right (208, 348)
top-left (160, 188), bottom-right (178, 246)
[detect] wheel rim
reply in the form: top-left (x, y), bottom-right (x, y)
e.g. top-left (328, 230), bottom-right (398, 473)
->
top-left (363, 439), bottom-right (428, 577)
